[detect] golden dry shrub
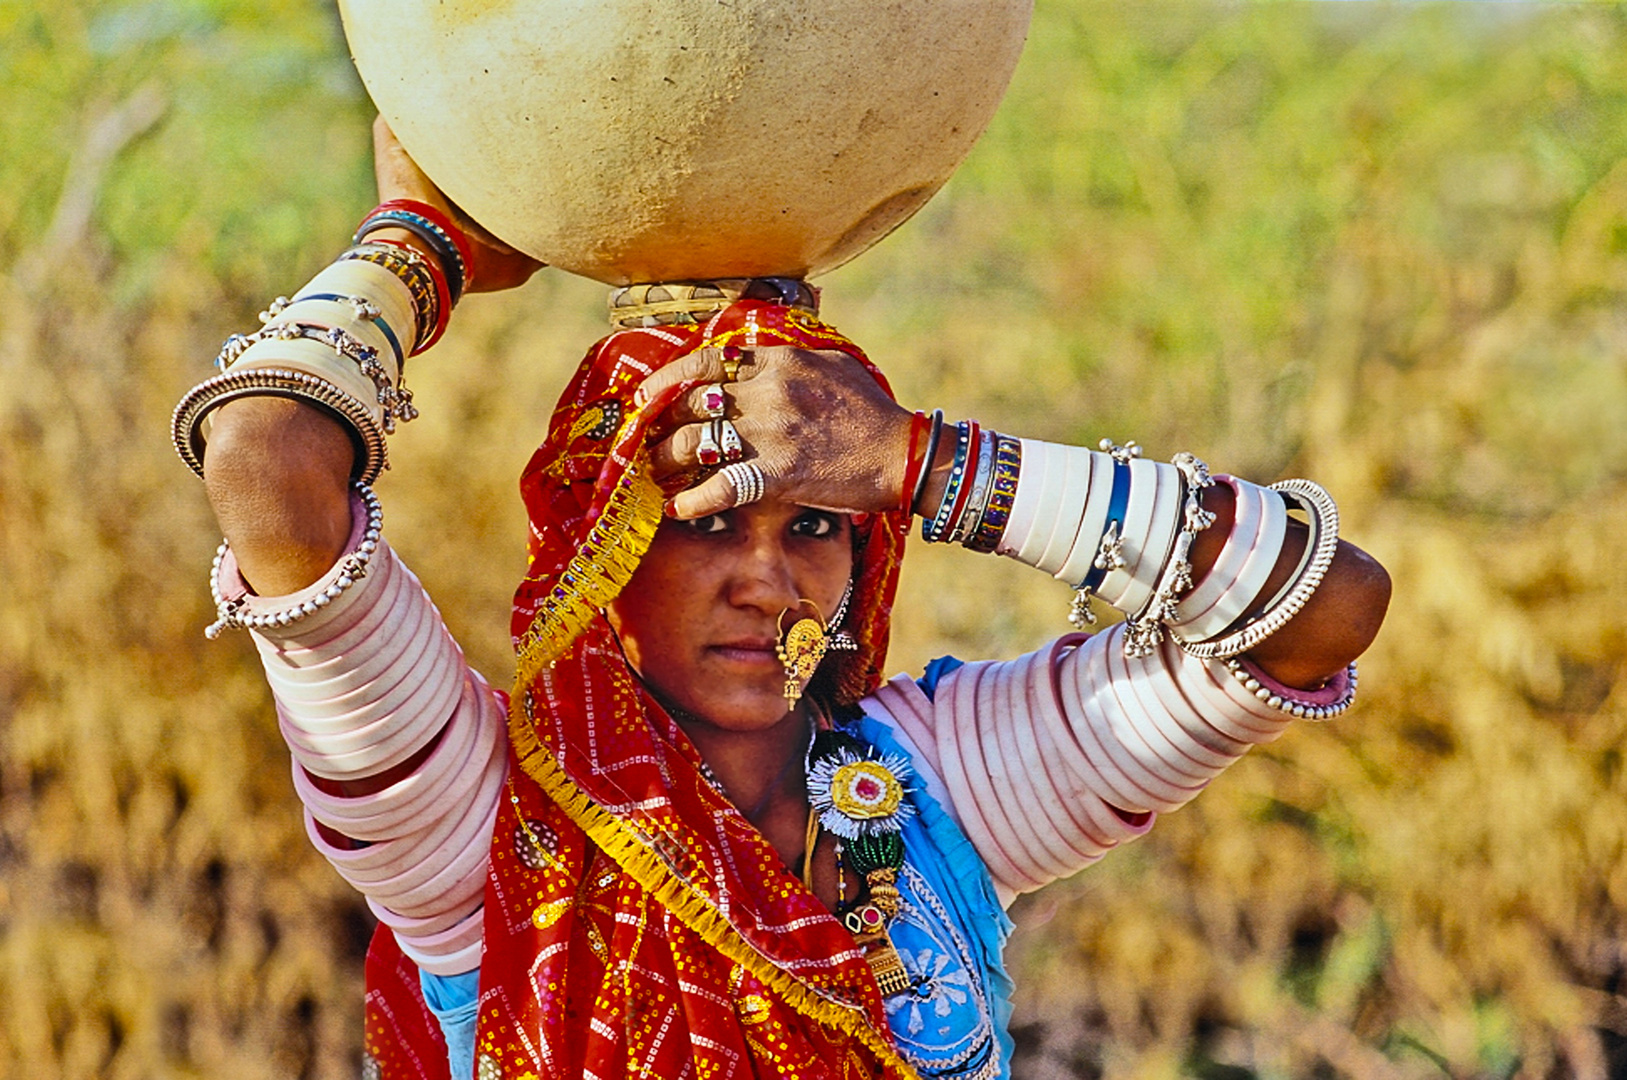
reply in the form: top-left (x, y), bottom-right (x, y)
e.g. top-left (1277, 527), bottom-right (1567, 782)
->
top-left (3, 2), bottom-right (1627, 1079)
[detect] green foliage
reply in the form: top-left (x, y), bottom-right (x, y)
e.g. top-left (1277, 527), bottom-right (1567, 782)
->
top-left (4, 1), bottom-right (1627, 1077)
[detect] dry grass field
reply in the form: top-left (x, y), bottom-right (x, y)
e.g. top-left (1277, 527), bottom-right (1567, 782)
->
top-left (3, 2), bottom-right (1627, 1077)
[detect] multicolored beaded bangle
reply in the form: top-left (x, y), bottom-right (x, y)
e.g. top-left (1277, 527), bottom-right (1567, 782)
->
top-left (922, 420), bottom-right (974, 543)
top-left (338, 242), bottom-right (445, 355)
top-left (968, 434), bottom-right (1021, 553)
top-left (377, 199), bottom-right (474, 284)
top-left (366, 238), bottom-right (452, 352)
top-left (944, 422), bottom-right (982, 541)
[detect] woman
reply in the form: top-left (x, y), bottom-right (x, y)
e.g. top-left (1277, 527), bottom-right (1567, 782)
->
top-left (183, 125), bottom-right (1390, 1079)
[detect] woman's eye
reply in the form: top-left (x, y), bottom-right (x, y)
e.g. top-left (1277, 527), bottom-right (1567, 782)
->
top-left (686, 514), bottom-right (729, 535)
top-left (791, 511), bottom-right (839, 538)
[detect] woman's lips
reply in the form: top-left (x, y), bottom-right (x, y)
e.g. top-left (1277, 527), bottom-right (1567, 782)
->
top-left (709, 639), bottom-right (779, 665)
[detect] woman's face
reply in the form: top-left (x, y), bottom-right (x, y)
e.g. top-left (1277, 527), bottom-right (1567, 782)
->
top-left (606, 501), bottom-right (854, 732)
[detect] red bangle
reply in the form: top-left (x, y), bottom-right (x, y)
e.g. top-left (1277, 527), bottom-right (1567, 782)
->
top-left (371, 237), bottom-right (452, 352)
top-left (897, 411), bottom-right (931, 514)
top-left (370, 199), bottom-right (475, 285)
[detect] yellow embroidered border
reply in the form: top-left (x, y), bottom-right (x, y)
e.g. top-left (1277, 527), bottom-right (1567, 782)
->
top-left (505, 698), bottom-right (919, 1078)
top-left (512, 456), bottom-right (665, 686)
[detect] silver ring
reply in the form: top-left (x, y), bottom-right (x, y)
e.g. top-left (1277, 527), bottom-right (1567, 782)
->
top-left (717, 418), bottom-right (744, 463)
top-left (720, 462), bottom-right (765, 506)
top-left (696, 419), bottom-right (722, 467)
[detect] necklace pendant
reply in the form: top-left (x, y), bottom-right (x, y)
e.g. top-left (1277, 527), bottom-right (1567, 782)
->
top-left (861, 932), bottom-right (912, 997)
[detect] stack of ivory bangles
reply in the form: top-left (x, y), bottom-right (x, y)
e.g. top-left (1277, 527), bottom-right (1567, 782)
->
top-left (865, 624), bottom-right (1356, 896)
top-left (218, 488), bottom-right (506, 974)
top-left (172, 200), bottom-right (466, 485)
top-left (921, 428), bottom-right (1347, 698)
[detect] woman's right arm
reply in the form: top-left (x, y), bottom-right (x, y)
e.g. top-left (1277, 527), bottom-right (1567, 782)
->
top-left (184, 119), bottom-right (539, 975)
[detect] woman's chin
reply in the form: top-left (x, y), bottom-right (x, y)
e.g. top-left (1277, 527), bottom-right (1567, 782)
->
top-left (672, 690), bottom-right (794, 735)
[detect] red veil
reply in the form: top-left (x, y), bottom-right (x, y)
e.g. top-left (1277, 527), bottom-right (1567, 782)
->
top-left (363, 301), bottom-right (918, 1079)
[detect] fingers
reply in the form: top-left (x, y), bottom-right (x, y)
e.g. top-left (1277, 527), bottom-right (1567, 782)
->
top-left (648, 420), bottom-right (750, 480)
top-left (463, 242), bottom-right (546, 294)
top-left (633, 346), bottom-right (754, 410)
top-left (662, 381), bottom-right (732, 429)
top-left (670, 468), bottom-right (758, 520)
top-left (649, 425), bottom-right (704, 480)
top-left (371, 117), bottom-right (546, 293)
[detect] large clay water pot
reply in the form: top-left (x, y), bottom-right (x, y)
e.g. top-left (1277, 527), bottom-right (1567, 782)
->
top-left (337, 0), bottom-right (1032, 285)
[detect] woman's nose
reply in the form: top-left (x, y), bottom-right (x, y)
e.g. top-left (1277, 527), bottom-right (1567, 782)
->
top-left (727, 533), bottom-right (800, 614)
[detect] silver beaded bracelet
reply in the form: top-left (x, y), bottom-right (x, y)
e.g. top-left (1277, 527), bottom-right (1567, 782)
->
top-left (1177, 478), bottom-right (1340, 660)
top-left (1225, 658), bottom-right (1357, 721)
top-left (171, 366), bottom-right (390, 484)
top-left (204, 482), bottom-right (383, 639)
top-left (217, 320), bottom-right (417, 432)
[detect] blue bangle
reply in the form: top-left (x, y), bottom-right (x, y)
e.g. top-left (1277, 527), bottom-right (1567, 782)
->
top-left (1078, 458), bottom-right (1130, 591)
top-left (295, 292), bottom-right (406, 367)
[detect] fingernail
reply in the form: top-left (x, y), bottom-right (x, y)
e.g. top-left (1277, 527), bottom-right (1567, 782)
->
top-left (664, 499), bottom-right (678, 518)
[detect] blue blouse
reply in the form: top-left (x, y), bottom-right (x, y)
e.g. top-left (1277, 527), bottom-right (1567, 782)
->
top-left (852, 708), bottom-right (1016, 1078)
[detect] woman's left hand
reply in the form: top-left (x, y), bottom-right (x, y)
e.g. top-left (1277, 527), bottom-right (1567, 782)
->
top-left (371, 116), bottom-right (544, 294)
top-left (634, 345), bottom-right (916, 519)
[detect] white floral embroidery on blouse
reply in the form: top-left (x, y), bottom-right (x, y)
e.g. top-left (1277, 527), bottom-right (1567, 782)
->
top-left (882, 862), bottom-right (1000, 1078)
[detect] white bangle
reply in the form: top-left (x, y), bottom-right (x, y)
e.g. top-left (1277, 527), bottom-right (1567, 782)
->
top-left (1056, 448), bottom-right (1118, 587)
top-left (1178, 479), bottom-right (1340, 659)
top-left (205, 482), bottom-right (382, 638)
top-left (1173, 481), bottom-right (1288, 645)
top-left (1035, 446), bottom-right (1093, 575)
top-left (1171, 477), bottom-right (1258, 627)
top-left (1000, 440), bottom-right (1049, 559)
top-left (1101, 458), bottom-right (1181, 618)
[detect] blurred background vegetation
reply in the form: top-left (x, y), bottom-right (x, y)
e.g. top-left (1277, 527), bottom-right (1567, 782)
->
top-left (3, 1), bottom-right (1627, 1077)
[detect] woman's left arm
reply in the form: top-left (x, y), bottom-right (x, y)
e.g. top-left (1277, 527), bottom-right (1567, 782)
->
top-left (636, 345), bottom-right (1390, 689)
